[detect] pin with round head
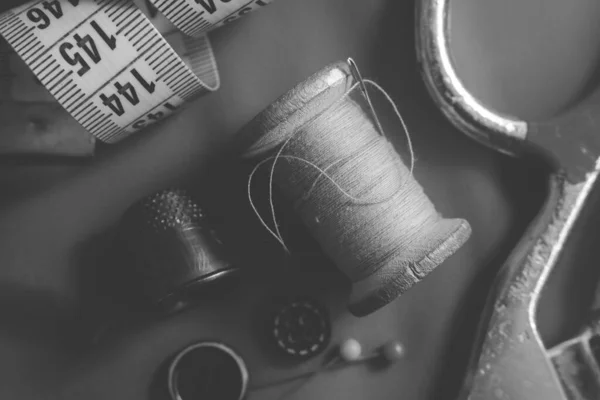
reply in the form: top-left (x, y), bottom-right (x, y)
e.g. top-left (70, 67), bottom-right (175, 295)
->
top-left (339, 338), bottom-right (363, 363)
top-left (380, 340), bottom-right (405, 363)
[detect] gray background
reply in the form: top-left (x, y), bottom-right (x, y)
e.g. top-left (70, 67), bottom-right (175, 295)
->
top-left (1, 0), bottom-right (600, 399)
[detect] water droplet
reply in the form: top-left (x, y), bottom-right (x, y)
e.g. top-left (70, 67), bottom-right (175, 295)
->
top-left (494, 388), bottom-right (504, 398)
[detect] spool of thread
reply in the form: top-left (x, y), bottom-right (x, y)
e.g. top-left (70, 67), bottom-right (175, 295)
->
top-left (239, 61), bottom-right (471, 317)
top-left (118, 189), bottom-right (239, 311)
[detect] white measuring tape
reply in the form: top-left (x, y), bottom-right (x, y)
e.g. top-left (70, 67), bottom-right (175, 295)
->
top-left (1, 0), bottom-right (217, 103)
top-left (0, 0), bottom-right (221, 143)
top-left (0, 0), bottom-right (227, 143)
top-left (1, 38), bottom-right (56, 102)
top-left (148, 0), bottom-right (273, 37)
top-left (0, 0), bottom-right (274, 144)
top-left (134, 0), bottom-right (218, 79)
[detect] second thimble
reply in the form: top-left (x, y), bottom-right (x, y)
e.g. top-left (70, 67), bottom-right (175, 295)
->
top-left (118, 189), bottom-right (239, 311)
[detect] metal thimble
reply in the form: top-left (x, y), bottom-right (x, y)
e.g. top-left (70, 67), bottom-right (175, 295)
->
top-left (118, 189), bottom-right (239, 311)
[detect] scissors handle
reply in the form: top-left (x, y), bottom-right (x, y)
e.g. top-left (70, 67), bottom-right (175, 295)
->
top-left (417, 0), bottom-right (600, 183)
top-left (459, 171), bottom-right (598, 399)
top-left (528, 104), bottom-right (600, 182)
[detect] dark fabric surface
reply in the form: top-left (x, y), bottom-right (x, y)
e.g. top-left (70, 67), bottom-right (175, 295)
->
top-left (0, 0), bottom-right (599, 399)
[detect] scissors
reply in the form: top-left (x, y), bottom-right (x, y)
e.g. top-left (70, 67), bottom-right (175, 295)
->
top-left (417, 1), bottom-right (600, 399)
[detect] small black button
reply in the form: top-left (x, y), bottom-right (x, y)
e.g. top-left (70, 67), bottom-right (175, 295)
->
top-left (269, 297), bottom-right (331, 360)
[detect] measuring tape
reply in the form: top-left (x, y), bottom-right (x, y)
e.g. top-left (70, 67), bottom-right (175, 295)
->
top-left (148, 0), bottom-right (273, 37)
top-left (0, 0), bottom-right (221, 143)
top-left (1, 38), bottom-right (56, 102)
top-left (0, 1), bottom-right (217, 104)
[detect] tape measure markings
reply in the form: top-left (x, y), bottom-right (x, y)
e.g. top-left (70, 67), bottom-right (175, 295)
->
top-left (2, 1), bottom-right (213, 140)
top-left (6, 26), bottom-right (35, 50)
top-left (0, 2), bottom-right (217, 104)
top-left (9, 1), bottom-right (51, 17)
top-left (46, 69), bottom-right (72, 93)
top-left (3, 21), bottom-right (29, 42)
top-left (91, 36), bottom-right (191, 138)
top-left (150, 0), bottom-right (273, 38)
top-left (41, 67), bottom-right (65, 89)
top-left (1, 0), bottom-right (220, 142)
top-left (17, 5), bottom-right (111, 66)
top-left (199, 0), bottom-right (256, 30)
top-left (7, 1), bottom-right (106, 52)
top-left (151, 0), bottom-right (209, 37)
top-left (181, 34), bottom-right (216, 91)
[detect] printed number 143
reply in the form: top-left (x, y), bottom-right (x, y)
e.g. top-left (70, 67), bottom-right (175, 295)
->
top-left (132, 102), bottom-right (179, 129)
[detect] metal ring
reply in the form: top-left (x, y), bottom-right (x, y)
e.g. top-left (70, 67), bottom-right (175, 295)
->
top-left (168, 342), bottom-right (249, 400)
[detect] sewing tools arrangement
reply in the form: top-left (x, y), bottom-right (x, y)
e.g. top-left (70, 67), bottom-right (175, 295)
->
top-left (0, 0), bottom-right (476, 399)
top-left (103, 59), bottom-right (470, 398)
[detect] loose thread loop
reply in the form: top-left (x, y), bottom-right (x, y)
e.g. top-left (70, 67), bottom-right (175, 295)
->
top-left (247, 66), bottom-right (415, 252)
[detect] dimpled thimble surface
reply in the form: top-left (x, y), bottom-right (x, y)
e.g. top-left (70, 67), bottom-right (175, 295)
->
top-left (119, 189), bottom-right (239, 310)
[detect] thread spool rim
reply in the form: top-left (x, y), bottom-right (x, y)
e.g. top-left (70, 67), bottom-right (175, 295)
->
top-left (238, 61), bottom-right (354, 158)
top-left (348, 219), bottom-right (472, 317)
